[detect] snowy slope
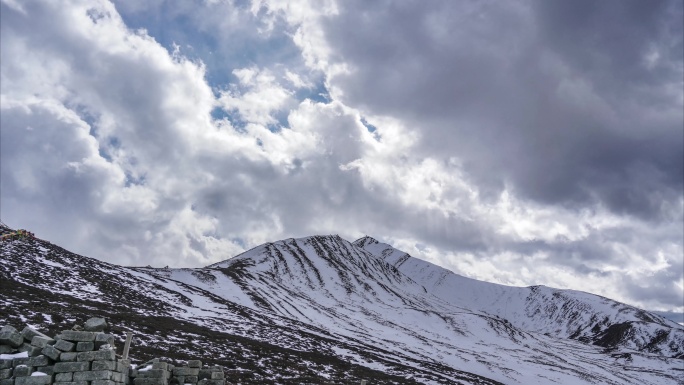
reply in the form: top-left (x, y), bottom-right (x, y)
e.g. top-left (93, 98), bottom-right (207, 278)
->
top-left (1, 225), bottom-right (683, 384)
top-left (353, 236), bottom-right (684, 358)
top-left (199, 235), bottom-right (682, 384)
top-left (1, 228), bottom-right (458, 384)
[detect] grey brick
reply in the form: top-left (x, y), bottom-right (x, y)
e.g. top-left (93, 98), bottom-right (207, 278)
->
top-left (37, 367), bottom-right (54, 376)
top-left (0, 369), bottom-right (12, 380)
top-left (53, 382), bottom-right (87, 385)
top-left (53, 362), bottom-right (89, 373)
top-left (57, 353), bottom-right (77, 362)
top-left (133, 378), bottom-right (166, 385)
top-left (58, 332), bottom-right (95, 343)
top-left (0, 361), bottom-right (12, 370)
top-left (29, 347), bottom-right (44, 358)
top-left (209, 373), bottom-right (223, 380)
top-left (92, 361), bottom-right (116, 371)
top-left (16, 343), bottom-right (41, 357)
top-left (83, 319), bottom-right (107, 333)
top-left (151, 363), bottom-right (167, 371)
top-left (0, 326), bottom-right (17, 334)
top-left (54, 373), bottom-right (72, 382)
top-left (184, 376), bottom-right (198, 383)
top-left (91, 381), bottom-right (115, 385)
top-left (53, 341), bottom-right (74, 353)
top-left (28, 356), bottom-right (52, 367)
top-left (137, 370), bottom-right (167, 379)
top-left (13, 358), bottom-right (30, 367)
top-left (74, 343), bottom-right (93, 352)
top-left (197, 370), bottom-right (212, 380)
top-left (0, 379), bottom-right (13, 385)
top-left (0, 332), bottom-right (23, 348)
top-left (0, 346), bottom-right (12, 354)
top-left (13, 366), bottom-right (33, 377)
top-left (15, 376), bottom-right (53, 385)
top-left (76, 350), bottom-right (115, 362)
top-left (94, 335), bottom-right (115, 349)
top-left (172, 368), bottom-right (198, 377)
top-left (40, 346), bottom-right (60, 361)
top-left (186, 361), bottom-right (201, 369)
top-left (197, 380), bottom-right (223, 385)
top-left (30, 337), bottom-right (55, 349)
top-left (73, 371), bottom-right (113, 381)
top-left (12, 358), bottom-right (30, 367)
top-left (20, 328), bottom-right (50, 343)
top-left (111, 373), bottom-right (123, 382)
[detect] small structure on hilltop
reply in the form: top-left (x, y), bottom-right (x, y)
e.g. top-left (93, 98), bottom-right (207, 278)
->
top-left (0, 230), bottom-right (35, 243)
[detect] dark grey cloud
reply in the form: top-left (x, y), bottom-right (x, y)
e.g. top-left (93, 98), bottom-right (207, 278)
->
top-left (535, 0), bottom-right (683, 95)
top-left (322, 0), bottom-right (683, 221)
top-left (623, 256), bottom-right (683, 308)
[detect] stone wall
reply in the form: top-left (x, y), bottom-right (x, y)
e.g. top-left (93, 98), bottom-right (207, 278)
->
top-left (0, 320), bottom-right (225, 385)
top-left (130, 359), bottom-right (224, 385)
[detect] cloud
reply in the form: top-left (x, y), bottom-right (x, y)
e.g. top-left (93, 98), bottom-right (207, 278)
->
top-left (255, 0), bottom-right (684, 311)
top-left (1, 0), bottom-right (242, 266)
top-left (316, 0), bottom-right (683, 220)
top-left (1, 0), bottom-right (682, 313)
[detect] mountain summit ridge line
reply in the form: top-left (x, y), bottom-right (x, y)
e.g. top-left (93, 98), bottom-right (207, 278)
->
top-left (1, 224), bottom-right (682, 384)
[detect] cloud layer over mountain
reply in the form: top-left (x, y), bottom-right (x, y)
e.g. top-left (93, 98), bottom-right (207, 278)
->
top-left (1, 0), bottom-right (682, 313)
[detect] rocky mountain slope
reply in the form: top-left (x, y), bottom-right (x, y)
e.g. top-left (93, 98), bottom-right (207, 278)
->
top-left (1, 224), bottom-right (682, 384)
top-left (353, 236), bottom-right (683, 356)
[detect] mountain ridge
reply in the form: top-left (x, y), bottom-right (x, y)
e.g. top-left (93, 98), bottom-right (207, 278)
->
top-left (1, 224), bottom-right (682, 384)
top-left (352, 236), bottom-right (682, 353)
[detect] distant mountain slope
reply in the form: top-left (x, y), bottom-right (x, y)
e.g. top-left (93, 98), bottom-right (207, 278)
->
top-left (1, 225), bottom-right (682, 384)
top-left (353, 236), bottom-right (684, 358)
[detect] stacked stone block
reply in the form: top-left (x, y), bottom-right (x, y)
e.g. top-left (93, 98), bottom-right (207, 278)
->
top-left (50, 322), bottom-right (128, 385)
top-left (170, 361), bottom-right (199, 385)
top-left (130, 360), bottom-right (224, 385)
top-left (1, 326), bottom-right (54, 358)
top-left (1, 319), bottom-right (128, 385)
top-left (3, 319), bottom-right (224, 385)
top-left (131, 359), bottom-right (173, 385)
top-left (53, 347), bottom-right (129, 385)
top-left (196, 365), bottom-right (224, 385)
top-left (1, 325), bottom-right (59, 385)
top-left (0, 352), bottom-right (55, 385)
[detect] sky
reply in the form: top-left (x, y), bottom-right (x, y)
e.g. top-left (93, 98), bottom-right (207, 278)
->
top-left (1, 0), bottom-right (682, 315)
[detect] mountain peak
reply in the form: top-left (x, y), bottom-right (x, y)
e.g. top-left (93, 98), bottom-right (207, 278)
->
top-left (2, 231), bottom-right (682, 384)
top-left (352, 235), bottom-right (379, 248)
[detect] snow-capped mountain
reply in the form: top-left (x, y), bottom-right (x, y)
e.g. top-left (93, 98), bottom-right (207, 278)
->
top-left (1, 224), bottom-right (682, 384)
top-left (353, 236), bottom-right (683, 356)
